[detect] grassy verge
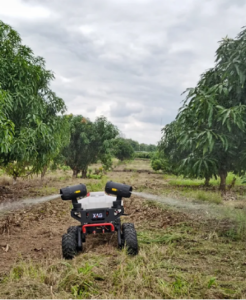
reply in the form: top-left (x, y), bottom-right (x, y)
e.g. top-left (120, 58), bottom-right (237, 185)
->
top-left (180, 190), bottom-right (223, 204)
top-left (167, 172), bottom-right (246, 186)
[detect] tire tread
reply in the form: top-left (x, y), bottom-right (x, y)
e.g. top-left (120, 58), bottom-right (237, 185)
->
top-left (122, 223), bottom-right (138, 255)
top-left (62, 232), bottom-right (77, 259)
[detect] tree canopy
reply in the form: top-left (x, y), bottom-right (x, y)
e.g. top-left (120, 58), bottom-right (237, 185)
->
top-left (125, 139), bottom-right (157, 152)
top-left (0, 20), bottom-right (68, 180)
top-left (63, 115), bottom-right (119, 178)
top-left (159, 28), bottom-right (246, 190)
top-left (114, 138), bottom-right (134, 161)
top-left (0, 88), bottom-right (14, 153)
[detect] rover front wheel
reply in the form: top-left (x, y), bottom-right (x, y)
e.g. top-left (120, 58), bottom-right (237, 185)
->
top-left (122, 223), bottom-right (138, 255)
top-left (62, 232), bottom-right (77, 259)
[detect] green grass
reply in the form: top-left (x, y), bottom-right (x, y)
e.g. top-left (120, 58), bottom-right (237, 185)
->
top-left (58, 175), bottom-right (71, 181)
top-left (182, 190), bottom-right (223, 204)
top-left (0, 168), bottom-right (5, 176)
top-left (167, 172), bottom-right (246, 187)
top-left (218, 207), bottom-right (246, 240)
top-left (86, 174), bottom-right (103, 180)
top-left (85, 176), bottom-right (108, 192)
top-left (168, 178), bottom-right (204, 186)
top-left (30, 186), bottom-right (58, 196)
top-left (138, 231), bottom-right (184, 245)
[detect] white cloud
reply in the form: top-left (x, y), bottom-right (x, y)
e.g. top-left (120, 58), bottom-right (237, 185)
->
top-left (1, 0), bottom-right (246, 144)
top-left (0, 0), bottom-right (50, 20)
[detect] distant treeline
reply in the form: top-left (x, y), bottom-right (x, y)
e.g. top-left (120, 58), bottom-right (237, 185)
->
top-left (134, 152), bottom-right (154, 159)
top-left (125, 139), bottom-right (157, 152)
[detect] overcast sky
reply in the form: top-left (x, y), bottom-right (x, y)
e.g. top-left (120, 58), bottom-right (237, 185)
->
top-left (1, 0), bottom-right (246, 144)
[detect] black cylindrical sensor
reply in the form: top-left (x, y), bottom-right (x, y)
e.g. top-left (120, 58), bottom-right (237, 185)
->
top-left (60, 183), bottom-right (87, 200)
top-left (105, 181), bottom-right (132, 198)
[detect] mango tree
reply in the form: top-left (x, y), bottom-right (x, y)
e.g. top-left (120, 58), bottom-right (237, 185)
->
top-left (125, 139), bottom-right (139, 151)
top-left (161, 29), bottom-right (246, 191)
top-left (155, 121), bottom-right (189, 176)
top-left (63, 115), bottom-right (118, 178)
top-left (0, 20), bottom-right (67, 182)
top-left (113, 138), bottom-right (134, 161)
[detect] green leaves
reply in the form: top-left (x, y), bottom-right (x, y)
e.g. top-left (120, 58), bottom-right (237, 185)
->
top-left (0, 20), bottom-right (67, 177)
top-left (63, 115), bottom-right (119, 176)
top-left (159, 26), bottom-right (246, 182)
top-left (0, 87), bottom-right (14, 153)
top-left (216, 105), bottom-right (246, 134)
top-left (113, 138), bottom-right (134, 161)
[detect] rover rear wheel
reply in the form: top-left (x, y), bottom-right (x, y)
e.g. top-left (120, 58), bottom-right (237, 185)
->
top-left (122, 223), bottom-right (138, 255)
top-left (67, 226), bottom-right (83, 252)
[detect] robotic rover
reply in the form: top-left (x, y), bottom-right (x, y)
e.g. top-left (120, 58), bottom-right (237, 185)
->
top-left (60, 181), bottom-right (138, 259)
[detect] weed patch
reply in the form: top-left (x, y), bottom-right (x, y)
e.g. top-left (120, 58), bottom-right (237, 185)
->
top-left (168, 172), bottom-right (246, 187)
top-left (86, 176), bottom-right (108, 192)
top-left (30, 186), bottom-right (58, 196)
top-left (138, 231), bottom-right (184, 245)
top-left (190, 190), bottom-right (222, 204)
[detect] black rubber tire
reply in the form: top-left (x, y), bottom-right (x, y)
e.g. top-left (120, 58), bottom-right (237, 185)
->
top-left (122, 223), bottom-right (139, 255)
top-left (62, 232), bottom-right (77, 259)
top-left (67, 226), bottom-right (78, 234)
top-left (67, 226), bottom-right (83, 252)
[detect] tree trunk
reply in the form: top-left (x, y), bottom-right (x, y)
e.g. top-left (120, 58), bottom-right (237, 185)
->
top-left (81, 168), bottom-right (87, 179)
top-left (204, 176), bottom-right (210, 187)
top-left (72, 169), bottom-right (79, 178)
top-left (13, 176), bottom-right (17, 185)
top-left (219, 170), bottom-right (227, 193)
top-left (12, 170), bottom-right (18, 185)
top-left (41, 165), bottom-right (48, 181)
